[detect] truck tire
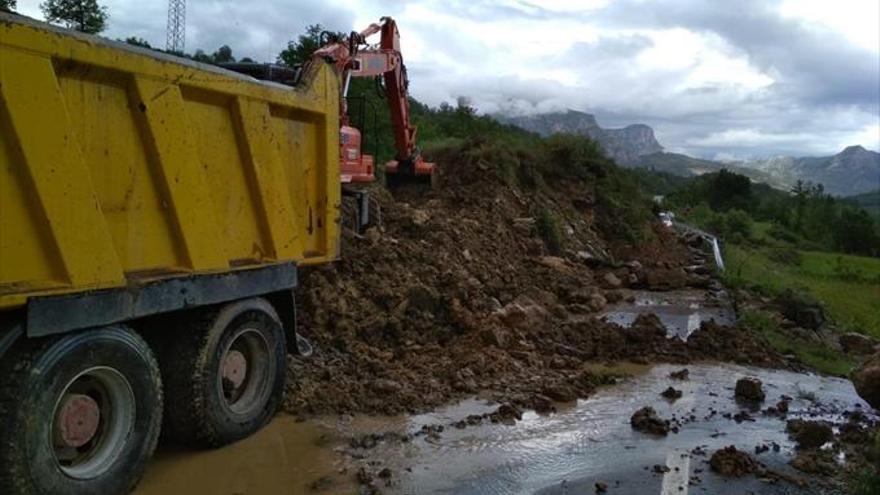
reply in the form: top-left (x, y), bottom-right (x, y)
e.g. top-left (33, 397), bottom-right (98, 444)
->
top-left (158, 298), bottom-right (286, 448)
top-left (0, 325), bottom-right (163, 495)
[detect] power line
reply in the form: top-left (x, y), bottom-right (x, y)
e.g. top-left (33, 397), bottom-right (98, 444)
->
top-left (166, 0), bottom-right (185, 53)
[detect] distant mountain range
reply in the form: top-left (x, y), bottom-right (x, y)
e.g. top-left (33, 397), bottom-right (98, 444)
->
top-left (498, 110), bottom-right (879, 197)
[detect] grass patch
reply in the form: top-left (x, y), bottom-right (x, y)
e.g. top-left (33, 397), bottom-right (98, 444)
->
top-left (537, 207), bottom-right (564, 255)
top-left (725, 245), bottom-right (880, 338)
top-left (849, 470), bottom-right (880, 495)
top-left (740, 310), bottom-right (854, 376)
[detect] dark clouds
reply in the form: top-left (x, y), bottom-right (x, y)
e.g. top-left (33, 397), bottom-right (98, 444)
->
top-left (15, 0), bottom-right (879, 157)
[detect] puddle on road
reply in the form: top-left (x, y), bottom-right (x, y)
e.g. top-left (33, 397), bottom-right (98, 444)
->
top-left (600, 289), bottom-right (735, 340)
top-left (136, 416), bottom-right (358, 495)
top-left (138, 363), bottom-right (870, 495)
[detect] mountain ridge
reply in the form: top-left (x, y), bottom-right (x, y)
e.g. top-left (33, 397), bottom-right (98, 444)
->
top-left (497, 110), bottom-right (879, 196)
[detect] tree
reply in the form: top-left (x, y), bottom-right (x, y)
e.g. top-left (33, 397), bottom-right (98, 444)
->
top-left (707, 169), bottom-right (752, 212)
top-left (41, 0), bottom-right (108, 34)
top-left (1, 0), bottom-right (16, 12)
top-left (278, 24), bottom-right (339, 66)
top-left (833, 208), bottom-right (879, 255)
top-left (124, 37), bottom-right (151, 49)
top-left (192, 49), bottom-right (213, 63)
top-left (211, 45), bottom-right (235, 64)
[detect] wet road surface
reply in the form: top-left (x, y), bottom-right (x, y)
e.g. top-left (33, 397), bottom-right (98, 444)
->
top-left (137, 363), bottom-right (869, 495)
top-left (600, 289), bottom-right (734, 340)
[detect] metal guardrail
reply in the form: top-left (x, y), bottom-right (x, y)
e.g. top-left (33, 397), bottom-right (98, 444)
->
top-left (674, 222), bottom-right (726, 272)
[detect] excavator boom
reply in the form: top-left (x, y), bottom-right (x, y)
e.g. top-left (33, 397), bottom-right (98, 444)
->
top-left (311, 17), bottom-right (435, 185)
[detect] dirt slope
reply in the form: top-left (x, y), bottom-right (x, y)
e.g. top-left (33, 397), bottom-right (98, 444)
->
top-left (284, 145), bottom-right (782, 416)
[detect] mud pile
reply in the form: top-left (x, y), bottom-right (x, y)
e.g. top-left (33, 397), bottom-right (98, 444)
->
top-left (284, 144), bottom-right (784, 416)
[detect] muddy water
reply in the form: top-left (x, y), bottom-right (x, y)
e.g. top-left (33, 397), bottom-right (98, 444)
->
top-left (136, 416), bottom-right (357, 494)
top-left (383, 363), bottom-right (867, 495)
top-left (138, 363), bottom-right (870, 495)
top-left (600, 289), bottom-right (735, 340)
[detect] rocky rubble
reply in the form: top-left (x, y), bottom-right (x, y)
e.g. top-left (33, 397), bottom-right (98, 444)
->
top-left (852, 353), bottom-right (880, 410)
top-left (284, 146), bottom-right (786, 417)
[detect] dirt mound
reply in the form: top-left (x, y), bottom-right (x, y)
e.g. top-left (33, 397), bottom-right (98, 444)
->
top-left (631, 406), bottom-right (671, 436)
top-left (710, 446), bottom-right (760, 477)
top-left (787, 420), bottom-right (834, 449)
top-left (283, 144), bottom-right (785, 416)
top-left (735, 377), bottom-right (766, 403)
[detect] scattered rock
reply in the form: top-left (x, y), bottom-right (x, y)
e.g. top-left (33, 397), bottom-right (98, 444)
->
top-left (734, 377), bottom-right (765, 403)
top-left (363, 227), bottom-right (382, 244)
top-left (602, 272), bottom-right (622, 288)
top-left (851, 353), bottom-right (880, 410)
top-left (790, 450), bottom-right (836, 475)
top-left (480, 327), bottom-right (510, 348)
top-left (661, 386), bottom-right (683, 401)
top-left (537, 256), bottom-right (574, 275)
top-left (588, 293), bottom-right (608, 312)
top-left (669, 368), bottom-right (689, 380)
top-left (595, 481), bottom-right (608, 493)
top-left (840, 333), bottom-right (878, 356)
top-left (644, 267), bottom-right (688, 290)
top-left (410, 209), bottom-right (430, 226)
top-left (371, 379), bottom-right (403, 395)
top-left (787, 420), bottom-right (833, 449)
top-left (709, 446), bottom-right (760, 477)
top-left (652, 464), bottom-right (670, 474)
top-left (777, 290), bottom-right (825, 330)
top-left (490, 403), bottom-right (523, 424)
top-left (631, 407), bottom-right (671, 436)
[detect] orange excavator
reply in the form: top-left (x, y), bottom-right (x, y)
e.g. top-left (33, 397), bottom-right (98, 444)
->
top-left (309, 17), bottom-right (436, 186)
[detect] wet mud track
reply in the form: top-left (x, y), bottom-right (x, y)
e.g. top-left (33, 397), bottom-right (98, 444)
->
top-left (360, 363), bottom-right (868, 495)
top-left (137, 363), bottom-right (871, 495)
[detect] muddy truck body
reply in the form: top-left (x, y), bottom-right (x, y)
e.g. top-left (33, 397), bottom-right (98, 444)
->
top-left (0, 13), bottom-right (347, 494)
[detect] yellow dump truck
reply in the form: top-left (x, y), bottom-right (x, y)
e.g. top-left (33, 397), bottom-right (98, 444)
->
top-left (0, 13), bottom-right (341, 494)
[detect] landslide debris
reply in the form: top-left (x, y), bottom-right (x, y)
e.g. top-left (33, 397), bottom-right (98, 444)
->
top-left (709, 446), bottom-right (760, 477)
top-left (735, 377), bottom-right (766, 403)
top-left (852, 353), bottom-right (880, 410)
top-left (787, 420), bottom-right (834, 449)
top-left (631, 406), bottom-right (672, 436)
top-left (284, 141), bottom-right (785, 417)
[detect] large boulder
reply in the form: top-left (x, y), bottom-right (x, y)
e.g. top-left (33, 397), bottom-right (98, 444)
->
top-left (851, 353), bottom-right (880, 410)
top-left (840, 333), bottom-right (879, 356)
top-left (735, 377), bottom-right (765, 402)
top-left (776, 290), bottom-right (825, 330)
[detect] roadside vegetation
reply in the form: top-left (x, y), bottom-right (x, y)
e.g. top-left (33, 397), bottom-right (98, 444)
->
top-left (660, 168), bottom-right (879, 378)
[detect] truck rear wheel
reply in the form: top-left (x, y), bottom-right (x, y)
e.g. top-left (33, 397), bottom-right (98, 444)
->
top-left (0, 325), bottom-right (163, 495)
top-left (158, 298), bottom-right (286, 448)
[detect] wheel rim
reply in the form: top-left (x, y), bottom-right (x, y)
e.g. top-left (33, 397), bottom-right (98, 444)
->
top-left (217, 328), bottom-right (273, 416)
top-left (51, 366), bottom-right (136, 480)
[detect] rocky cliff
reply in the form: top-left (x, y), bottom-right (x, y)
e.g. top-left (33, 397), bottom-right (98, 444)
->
top-left (500, 110), bottom-right (663, 164)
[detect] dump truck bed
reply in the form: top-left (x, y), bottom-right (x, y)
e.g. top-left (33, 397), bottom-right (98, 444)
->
top-left (0, 13), bottom-right (341, 319)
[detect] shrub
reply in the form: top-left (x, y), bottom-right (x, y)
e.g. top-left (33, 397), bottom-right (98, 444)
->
top-left (725, 209), bottom-right (753, 239)
top-left (767, 223), bottom-right (799, 244)
top-left (536, 207), bottom-right (564, 255)
top-left (767, 247), bottom-right (803, 266)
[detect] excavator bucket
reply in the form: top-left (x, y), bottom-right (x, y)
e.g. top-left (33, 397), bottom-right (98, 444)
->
top-left (385, 158), bottom-right (437, 188)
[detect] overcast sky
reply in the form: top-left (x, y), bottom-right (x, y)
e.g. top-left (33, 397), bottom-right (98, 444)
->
top-left (15, 0), bottom-right (880, 159)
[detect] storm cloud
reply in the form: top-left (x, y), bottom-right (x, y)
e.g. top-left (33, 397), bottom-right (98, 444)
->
top-left (14, 0), bottom-right (880, 158)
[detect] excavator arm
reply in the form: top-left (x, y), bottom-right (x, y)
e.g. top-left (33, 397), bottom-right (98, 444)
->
top-left (311, 17), bottom-right (435, 184)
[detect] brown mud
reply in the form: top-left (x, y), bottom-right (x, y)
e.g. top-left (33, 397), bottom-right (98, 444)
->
top-left (284, 145), bottom-right (785, 417)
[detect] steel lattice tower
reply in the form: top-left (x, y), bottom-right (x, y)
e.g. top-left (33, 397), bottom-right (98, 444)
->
top-left (166, 0), bottom-right (186, 53)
